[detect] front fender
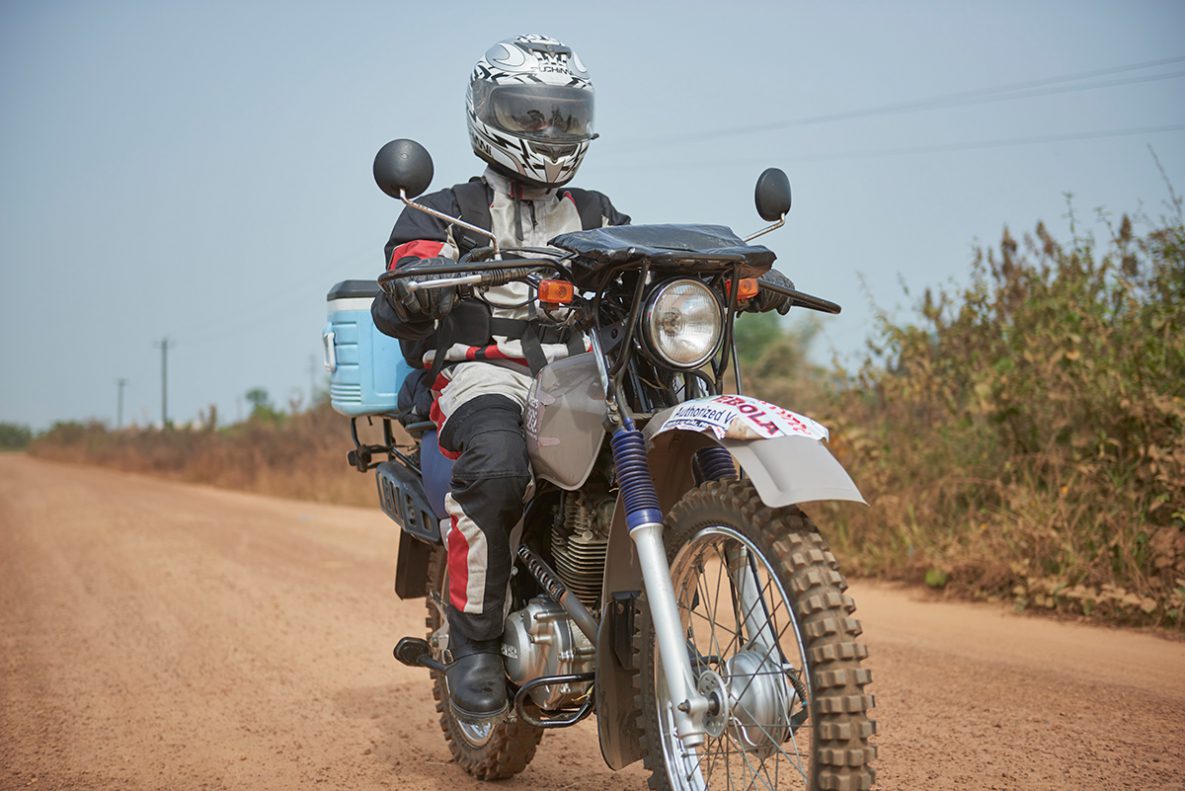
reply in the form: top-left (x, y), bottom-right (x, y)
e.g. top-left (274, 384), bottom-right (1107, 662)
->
top-left (644, 395), bottom-right (865, 508)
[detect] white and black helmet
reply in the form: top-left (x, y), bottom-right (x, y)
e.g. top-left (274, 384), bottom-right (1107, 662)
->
top-left (466, 34), bottom-right (595, 188)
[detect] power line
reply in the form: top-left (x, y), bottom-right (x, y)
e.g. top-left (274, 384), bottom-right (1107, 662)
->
top-left (788, 122), bottom-right (1185, 163)
top-left (165, 240), bottom-right (377, 344)
top-left (596, 123), bottom-right (1185, 173)
top-left (602, 55), bottom-right (1185, 154)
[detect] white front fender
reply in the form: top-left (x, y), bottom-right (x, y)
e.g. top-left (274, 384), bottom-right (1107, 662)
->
top-left (643, 395), bottom-right (865, 508)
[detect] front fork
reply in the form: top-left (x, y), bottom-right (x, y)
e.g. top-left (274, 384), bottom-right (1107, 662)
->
top-left (632, 522), bottom-right (711, 746)
top-left (610, 428), bottom-right (711, 746)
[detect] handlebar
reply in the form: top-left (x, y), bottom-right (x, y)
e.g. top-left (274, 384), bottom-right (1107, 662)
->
top-left (377, 258), bottom-right (568, 284)
top-left (404, 266), bottom-right (543, 292)
top-left (377, 258), bottom-right (842, 314)
top-left (757, 278), bottom-right (842, 314)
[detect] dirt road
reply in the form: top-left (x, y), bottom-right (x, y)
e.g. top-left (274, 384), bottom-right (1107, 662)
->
top-left (1, 454), bottom-right (1182, 790)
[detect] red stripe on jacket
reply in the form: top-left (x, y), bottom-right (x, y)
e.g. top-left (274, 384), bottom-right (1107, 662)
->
top-left (388, 240), bottom-right (445, 270)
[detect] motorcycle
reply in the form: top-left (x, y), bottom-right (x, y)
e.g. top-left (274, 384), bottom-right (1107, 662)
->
top-left (346, 138), bottom-right (875, 790)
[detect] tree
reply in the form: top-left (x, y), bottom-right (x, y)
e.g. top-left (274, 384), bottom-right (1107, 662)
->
top-left (244, 388), bottom-right (283, 424)
top-left (0, 422), bottom-right (33, 451)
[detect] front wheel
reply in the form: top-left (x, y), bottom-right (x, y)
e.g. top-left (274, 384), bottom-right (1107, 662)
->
top-left (635, 479), bottom-right (876, 790)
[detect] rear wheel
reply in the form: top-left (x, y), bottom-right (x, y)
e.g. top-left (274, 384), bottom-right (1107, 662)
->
top-left (424, 546), bottom-right (542, 780)
top-left (636, 479), bottom-right (876, 790)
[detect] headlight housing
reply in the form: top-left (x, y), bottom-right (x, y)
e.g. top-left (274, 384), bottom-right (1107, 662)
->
top-left (642, 279), bottom-right (723, 369)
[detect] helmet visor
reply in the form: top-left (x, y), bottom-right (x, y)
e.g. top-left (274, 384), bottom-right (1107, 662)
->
top-left (475, 84), bottom-right (594, 143)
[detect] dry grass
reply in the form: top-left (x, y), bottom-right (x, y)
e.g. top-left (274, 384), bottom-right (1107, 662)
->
top-left (30, 403), bottom-right (382, 506)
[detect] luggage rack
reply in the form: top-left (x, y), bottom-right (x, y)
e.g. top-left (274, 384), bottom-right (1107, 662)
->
top-left (346, 415), bottom-right (431, 473)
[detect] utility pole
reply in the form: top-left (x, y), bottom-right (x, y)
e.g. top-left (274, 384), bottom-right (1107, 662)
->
top-left (154, 338), bottom-right (172, 428)
top-left (307, 354), bottom-right (318, 406)
top-left (115, 378), bottom-right (128, 429)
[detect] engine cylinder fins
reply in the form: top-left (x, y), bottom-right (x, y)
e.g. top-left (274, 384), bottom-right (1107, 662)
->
top-left (552, 531), bottom-right (608, 610)
top-left (551, 492), bottom-right (611, 611)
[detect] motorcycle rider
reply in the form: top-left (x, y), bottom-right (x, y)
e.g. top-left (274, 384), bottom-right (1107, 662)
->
top-left (373, 33), bottom-right (795, 722)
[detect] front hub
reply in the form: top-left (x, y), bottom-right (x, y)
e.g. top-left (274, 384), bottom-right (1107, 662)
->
top-left (723, 650), bottom-right (795, 755)
top-left (696, 670), bottom-right (730, 739)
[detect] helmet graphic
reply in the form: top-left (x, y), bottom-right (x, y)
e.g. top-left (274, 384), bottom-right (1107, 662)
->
top-left (466, 34), bottom-right (595, 188)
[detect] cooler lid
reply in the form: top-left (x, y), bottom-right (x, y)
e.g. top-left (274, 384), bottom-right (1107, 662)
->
top-left (327, 279), bottom-right (381, 301)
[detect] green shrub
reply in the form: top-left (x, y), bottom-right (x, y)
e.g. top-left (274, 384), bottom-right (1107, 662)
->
top-left (0, 422), bottom-right (34, 451)
top-left (801, 209), bottom-right (1185, 626)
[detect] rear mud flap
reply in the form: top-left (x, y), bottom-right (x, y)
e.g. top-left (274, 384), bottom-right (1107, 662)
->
top-left (394, 534), bottom-right (434, 600)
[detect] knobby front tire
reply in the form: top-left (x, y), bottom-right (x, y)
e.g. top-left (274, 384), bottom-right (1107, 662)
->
top-left (634, 479), bottom-right (876, 790)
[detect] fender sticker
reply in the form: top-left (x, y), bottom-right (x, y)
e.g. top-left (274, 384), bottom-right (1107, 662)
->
top-left (655, 395), bottom-right (828, 442)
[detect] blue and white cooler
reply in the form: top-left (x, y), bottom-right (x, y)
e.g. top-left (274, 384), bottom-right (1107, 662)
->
top-left (323, 280), bottom-right (411, 417)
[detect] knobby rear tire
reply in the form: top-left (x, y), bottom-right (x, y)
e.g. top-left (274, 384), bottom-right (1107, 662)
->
top-left (634, 479), bottom-right (876, 790)
top-left (424, 546), bottom-right (542, 780)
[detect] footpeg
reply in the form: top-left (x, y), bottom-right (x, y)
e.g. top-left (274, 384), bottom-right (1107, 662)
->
top-left (394, 637), bottom-right (447, 673)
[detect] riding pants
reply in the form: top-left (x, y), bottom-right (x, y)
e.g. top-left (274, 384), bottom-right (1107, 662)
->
top-left (435, 362), bottom-right (533, 643)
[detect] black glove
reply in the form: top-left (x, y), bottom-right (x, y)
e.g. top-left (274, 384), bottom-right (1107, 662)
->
top-left (382, 257), bottom-right (459, 323)
top-left (748, 268), bottom-right (795, 315)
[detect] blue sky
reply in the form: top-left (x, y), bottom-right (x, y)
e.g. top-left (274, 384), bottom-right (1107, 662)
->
top-left (2, 1), bottom-right (1183, 428)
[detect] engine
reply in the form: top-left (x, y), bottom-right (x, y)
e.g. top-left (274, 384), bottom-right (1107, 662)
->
top-left (502, 598), bottom-right (595, 710)
top-left (550, 491), bottom-right (614, 612)
top-left (500, 492), bottom-right (612, 711)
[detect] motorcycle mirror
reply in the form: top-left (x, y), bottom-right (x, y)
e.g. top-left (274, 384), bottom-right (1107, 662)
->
top-left (373, 139), bottom-right (434, 200)
top-left (754, 168), bottom-right (792, 221)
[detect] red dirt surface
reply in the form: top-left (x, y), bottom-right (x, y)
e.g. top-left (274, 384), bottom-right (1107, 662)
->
top-left (2, 455), bottom-right (1182, 790)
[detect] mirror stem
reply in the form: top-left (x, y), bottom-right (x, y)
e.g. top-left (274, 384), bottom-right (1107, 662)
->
top-left (742, 214), bottom-right (786, 243)
top-left (399, 189), bottom-right (501, 258)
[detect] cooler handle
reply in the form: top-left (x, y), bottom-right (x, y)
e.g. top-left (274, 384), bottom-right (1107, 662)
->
top-left (322, 327), bottom-right (337, 373)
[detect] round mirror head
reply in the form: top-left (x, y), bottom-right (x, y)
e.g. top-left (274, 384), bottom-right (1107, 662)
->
top-left (373, 139), bottom-right (434, 200)
top-left (754, 168), bottom-right (791, 222)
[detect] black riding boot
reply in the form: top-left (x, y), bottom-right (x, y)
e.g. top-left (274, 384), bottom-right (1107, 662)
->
top-left (446, 607), bottom-right (508, 719)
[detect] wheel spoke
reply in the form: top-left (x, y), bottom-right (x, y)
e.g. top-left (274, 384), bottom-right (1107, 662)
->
top-left (735, 742), bottom-right (776, 791)
top-left (654, 523), bottom-right (829, 790)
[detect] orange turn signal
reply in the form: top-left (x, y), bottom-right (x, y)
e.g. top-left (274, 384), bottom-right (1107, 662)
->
top-left (726, 278), bottom-right (760, 301)
top-left (539, 279), bottom-right (575, 305)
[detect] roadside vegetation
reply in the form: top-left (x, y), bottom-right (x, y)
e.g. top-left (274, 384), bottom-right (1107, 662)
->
top-left (30, 395), bottom-right (381, 506)
top-left (29, 206), bottom-right (1184, 627)
top-left (747, 206), bottom-right (1185, 628)
top-left (0, 422), bottom-right (34, 451)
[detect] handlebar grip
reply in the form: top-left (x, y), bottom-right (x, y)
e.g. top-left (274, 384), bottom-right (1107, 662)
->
top-left (757, 278), bottom-right (842, 314)
top-left (401, 266), bottom-right (545, 293)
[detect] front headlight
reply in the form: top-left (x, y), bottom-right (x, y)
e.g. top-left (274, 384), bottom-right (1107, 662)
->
top-left (643, 279), bottom-right (723, 369)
